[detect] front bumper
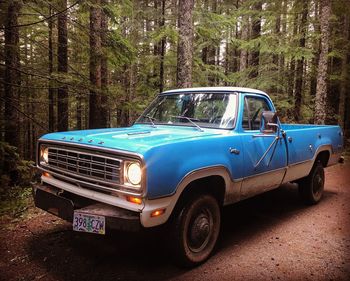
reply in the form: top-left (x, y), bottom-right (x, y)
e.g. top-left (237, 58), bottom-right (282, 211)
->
top-left (32, 183), bottom-right (141, 232)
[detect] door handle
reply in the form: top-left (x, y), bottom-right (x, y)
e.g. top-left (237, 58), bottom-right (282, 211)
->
top-left (230, 148), bottom-right (240, 155)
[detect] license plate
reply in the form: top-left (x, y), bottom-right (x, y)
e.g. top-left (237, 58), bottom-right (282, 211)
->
top-left (73, 212), bottom-right (106, 235)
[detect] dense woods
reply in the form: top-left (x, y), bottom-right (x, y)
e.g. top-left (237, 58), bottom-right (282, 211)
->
top-left (0, 0), bottom-right (350, 177)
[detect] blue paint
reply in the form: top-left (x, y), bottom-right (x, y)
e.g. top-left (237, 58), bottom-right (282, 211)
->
top-left (40, 89), bottom-right (343, 199)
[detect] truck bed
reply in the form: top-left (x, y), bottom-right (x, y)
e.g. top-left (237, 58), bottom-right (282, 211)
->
top-left (281, 123), bottom-right (342, 167)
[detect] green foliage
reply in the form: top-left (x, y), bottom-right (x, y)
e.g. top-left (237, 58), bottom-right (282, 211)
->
top-left (0, 142), bottom-right (35, 187)
top-left (1, 0), bottom-right (350, 162)
top-left (0, 186), bottom-right (33, 219)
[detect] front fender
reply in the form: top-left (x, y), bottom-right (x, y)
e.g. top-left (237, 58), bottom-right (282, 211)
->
top-left (140, 165), bottom-right (240, 228)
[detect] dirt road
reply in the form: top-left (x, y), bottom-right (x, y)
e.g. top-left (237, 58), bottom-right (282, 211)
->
top-left (1, 163), bottom-right (350, 281)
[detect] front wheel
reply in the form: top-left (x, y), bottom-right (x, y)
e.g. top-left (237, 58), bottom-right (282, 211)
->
top-left (171, 194), bottom-right (221, 267)
top-left (298, 161), bottom-right (325, 205)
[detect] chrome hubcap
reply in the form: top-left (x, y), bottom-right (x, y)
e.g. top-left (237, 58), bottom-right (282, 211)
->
top-left (188, 210), bottom-right (212, 252)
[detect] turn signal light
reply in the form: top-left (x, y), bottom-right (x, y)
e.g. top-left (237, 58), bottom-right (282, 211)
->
top-left (151, 208), bottom-right (166, 218)
top-left (126, 196), bottom-right (142, 205)
top-left (43, 172), bottom-right (51, 177)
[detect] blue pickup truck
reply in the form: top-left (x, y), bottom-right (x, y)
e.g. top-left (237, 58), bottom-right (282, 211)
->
top-left (33, 87), bottom-right (343, 266)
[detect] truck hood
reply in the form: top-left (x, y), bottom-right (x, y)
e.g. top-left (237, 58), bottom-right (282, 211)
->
top-left (40, 124), bottom-right (227, 155)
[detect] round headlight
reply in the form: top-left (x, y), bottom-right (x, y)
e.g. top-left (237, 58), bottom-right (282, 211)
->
top-left (126, 162), bottom-right (142, 185)
top-left (40, 147), bottom-right (49, 164)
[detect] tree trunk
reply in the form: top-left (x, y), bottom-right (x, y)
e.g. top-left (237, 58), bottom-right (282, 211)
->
top-left (272, 1), bottom-right (281, 68)
top-left (288, 11), bottom-right (298, 98)
top-left (4, 1), bottom-right (21, 148)
top-left (208, 0), bottom-right (217, 86)
top-left (201, 0), bottom-right (209, 66)
top-left (272, 0), bottom-right (281, 93)
top-left (24, 27), bottom-right (30, 159)
top-left (48, 6), bottom-right (55, 132)
top-left (249, 1), bottom-right (262, 79)
top-left (100, 0), bottom-right (109, 127)
top-left (57, 0), bottom-right (68, 132)
top-left (338, 15), bottom-right (349, 129)
top-left (314, 0), bottom-right (331, 125)
top-left (294, 0), bottom-right (308, 122)
top-left (89, 0), bottom-right (102, 129)
top-left (279, 0), bottom-right (287, 92)
top-left (176, 0), bottom-right (194, 88)
top-left (76, 94), bottom-right (82, 130)
top-left (310, 0), bottom-right (320, 97)
top-left (159, 0), bottom-right (166, 93)
top-left (239, 14), bottom-right (248, 72)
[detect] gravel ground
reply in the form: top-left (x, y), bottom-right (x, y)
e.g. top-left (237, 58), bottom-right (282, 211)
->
top-left (1, 162), bottom-right (349, 281)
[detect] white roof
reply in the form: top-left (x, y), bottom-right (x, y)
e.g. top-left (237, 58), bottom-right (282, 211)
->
top-left (161, 86), bottom-right (268, 95)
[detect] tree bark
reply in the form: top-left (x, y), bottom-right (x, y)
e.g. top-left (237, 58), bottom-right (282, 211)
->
top-left (24, 27), bottom-right (30, 159)
top-left (239, 16), bottom-right (249, 72)
top-left (89, 0), bottom-right (102, 129)
top-left (159, 0), bottom-right (166, 93)
top-left (338, 15), bottom-right (349, 129)
top-left (288, 11), bottom-right (298, 98)
top-left (239, 0), bottom-right (248, 72)
top-left (207, 0), bottom-right (217, 86)
top-left (100, 0), bottom-right (109, 127)
top-left (57, 0), bottom-right (68, 132)
top-left (310, 0), bottom-right (320, 97)
top-left (279, 0), bottom-right (287, 92)
top-left (48, 6), bottom-right (55, 132)
top-left (177, 0), bottom-right (194, 88)
top-left (249, 1), bottom-right (262, 79)
top-left (4, 1), bottom-right (21, 148)
top-left (76, 94), bottom-right (82, 130)
top-left (294, 0), bottom-right (308, 121)
top-left (314, 0), bottom-right (331, 124)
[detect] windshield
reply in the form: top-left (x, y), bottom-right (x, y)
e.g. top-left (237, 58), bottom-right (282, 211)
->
top-left (136, 92), bottom-right (237, 129)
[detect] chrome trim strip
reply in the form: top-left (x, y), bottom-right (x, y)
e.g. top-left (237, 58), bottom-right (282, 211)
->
top-left (240, 168), bottom-right (286, 200)
top-left (41, 176), bottom-right (143, 212)
top-left (242, 166), bottom-right (286, 180)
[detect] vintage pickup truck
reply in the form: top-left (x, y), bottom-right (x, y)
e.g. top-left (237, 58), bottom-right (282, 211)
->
top-left (33, 87), bottom-right (343, 266)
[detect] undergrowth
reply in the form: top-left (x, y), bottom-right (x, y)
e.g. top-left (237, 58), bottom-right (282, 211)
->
top-left (0, 186), bottom-right (33, 219)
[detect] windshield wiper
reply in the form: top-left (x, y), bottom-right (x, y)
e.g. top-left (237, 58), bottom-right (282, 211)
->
top-left (172, 116), bottom-right (204, 132)
top-left (140, 114), bottom-right (157, 128)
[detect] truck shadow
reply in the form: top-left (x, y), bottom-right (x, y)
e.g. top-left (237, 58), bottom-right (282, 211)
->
top-left (27, 184), bottom-right (336, 281)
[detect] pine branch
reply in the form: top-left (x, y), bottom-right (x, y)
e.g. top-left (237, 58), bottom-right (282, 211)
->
top-left (0, 1), bottom-right (81, 30)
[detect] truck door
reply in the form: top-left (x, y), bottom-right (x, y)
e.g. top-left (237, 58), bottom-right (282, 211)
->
top-left (240, 95), bottom-right (287, 200)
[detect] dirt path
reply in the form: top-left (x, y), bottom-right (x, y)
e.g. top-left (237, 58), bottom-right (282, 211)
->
top-left (1, 163), bottom-right (350, 281)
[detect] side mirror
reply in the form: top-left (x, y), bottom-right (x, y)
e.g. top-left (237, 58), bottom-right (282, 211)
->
top-left (260, 111), bottom-right (279, 134)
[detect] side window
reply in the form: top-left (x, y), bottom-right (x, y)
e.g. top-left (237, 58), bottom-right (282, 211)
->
top-left (242, 96), bottom-right (270, 130)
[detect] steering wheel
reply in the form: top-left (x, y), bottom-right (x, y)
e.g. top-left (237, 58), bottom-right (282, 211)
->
top-left (210, 115), bottom-right (223, 124)
top-left (250, 108), bottom-right (262, 129)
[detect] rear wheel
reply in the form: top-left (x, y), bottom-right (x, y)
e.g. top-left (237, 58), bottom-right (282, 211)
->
top-left (298, 161), bottom-right (325, 205)
top-left (171, 194), bottom-right (221, 267)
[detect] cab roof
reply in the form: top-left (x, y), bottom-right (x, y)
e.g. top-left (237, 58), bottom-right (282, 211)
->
top-left (161, 87), bottom-right (268, 96)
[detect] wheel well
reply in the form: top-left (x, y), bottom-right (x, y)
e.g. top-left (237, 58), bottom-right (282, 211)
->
top-left (174, 176), bottom-right (226, 212)
top-left (315, 150), bottom-right (330, 167)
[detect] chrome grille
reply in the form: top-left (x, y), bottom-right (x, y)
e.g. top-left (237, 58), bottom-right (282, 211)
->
top-left (47, 147), bottom-right (121, 184)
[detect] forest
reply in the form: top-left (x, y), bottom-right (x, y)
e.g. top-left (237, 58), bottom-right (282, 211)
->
top-left (0, 0), bottom-right (350, 185)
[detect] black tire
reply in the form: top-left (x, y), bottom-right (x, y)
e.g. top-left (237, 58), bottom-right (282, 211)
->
top-left (298, 161), bottom-right (325, 205)
top-left (171, 194), bottom-right (221, 267)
